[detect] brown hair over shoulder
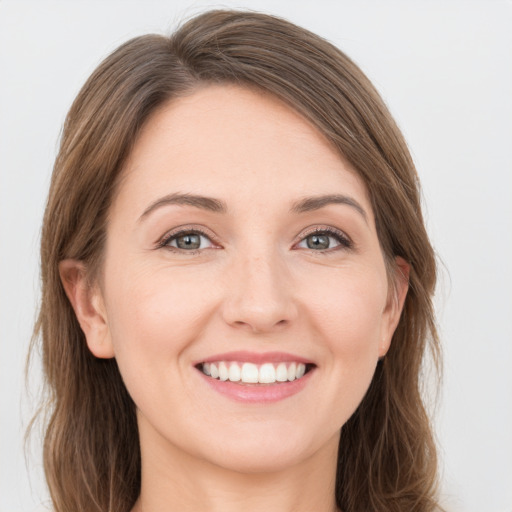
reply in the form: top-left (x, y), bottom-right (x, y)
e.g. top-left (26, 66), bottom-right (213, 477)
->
top-left (31, 9), bottom-right (442, 512)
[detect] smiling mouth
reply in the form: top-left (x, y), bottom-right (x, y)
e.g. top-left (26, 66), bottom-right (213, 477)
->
top-left (195, 361), bottom-right (315, 385)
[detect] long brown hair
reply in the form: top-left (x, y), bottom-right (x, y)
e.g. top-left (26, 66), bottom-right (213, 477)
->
top-left (31, 9), bottom-right (442, 512)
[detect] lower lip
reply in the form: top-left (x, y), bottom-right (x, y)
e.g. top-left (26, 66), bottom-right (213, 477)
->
top-left (197, 368), bottom-right (315, 403)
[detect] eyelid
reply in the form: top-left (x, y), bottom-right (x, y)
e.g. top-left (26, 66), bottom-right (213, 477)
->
top-left (293, 225), bottom-right (353, 251)
top-left (156, 224), bottom-right (221, 251)
top-left (155, 224), bottom-right (353, 253)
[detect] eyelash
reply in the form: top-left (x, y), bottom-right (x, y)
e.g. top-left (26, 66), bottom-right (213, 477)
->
top-left (298, 226), bottom-right (353, 253)
top-left (157, 226), bottom-right (353, 255)
top-left (157, 227), bottom-right (219, 255)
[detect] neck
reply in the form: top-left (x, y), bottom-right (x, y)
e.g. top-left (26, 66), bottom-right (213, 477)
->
top-left (132, 419), bottom-right (340, 512)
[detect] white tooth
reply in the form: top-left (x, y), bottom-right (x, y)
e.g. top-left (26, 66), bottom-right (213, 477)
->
top-left (202, 362), bottom-right (211, 376)
top-left (218, 362), bottom-right (229, 381)
top-left (228, 362), bottom-right (241, 382)
top-left (210, 363), bottom-right (219, 379)
top-left (241, 363), bottom-right (259, 383)
top-left (276, 363), bottom-right (288, 382)
top-left (296, 363), bottom-right (306, 379)
top-left (258, 363), bottom-right (276, 384)
top-left (287, 362), bottom-right (296, 381)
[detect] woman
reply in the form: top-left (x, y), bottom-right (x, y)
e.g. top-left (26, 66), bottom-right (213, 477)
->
top-left (33, 9), bottom-right (442, 512)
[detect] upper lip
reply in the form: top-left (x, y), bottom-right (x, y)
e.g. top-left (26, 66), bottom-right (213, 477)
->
top-left (194, 351), bottom-right (315, 365)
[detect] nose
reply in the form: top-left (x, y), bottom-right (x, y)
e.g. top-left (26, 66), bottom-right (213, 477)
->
top-left (221, 250), bottom-right (298, 334)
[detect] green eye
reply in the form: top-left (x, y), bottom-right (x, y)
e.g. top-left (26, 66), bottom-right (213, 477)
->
top-left (306, 234), bottom-right (330, 250)
top-left (297, 229), bottom-right (352, 251)
top-left (163, 231), bottom-right (213, 251)
top-left (175, 233), bottom-right (202, 250)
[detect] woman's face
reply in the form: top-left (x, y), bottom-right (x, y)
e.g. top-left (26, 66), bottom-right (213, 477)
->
top-left (83, 85), bottom-right (406, 473)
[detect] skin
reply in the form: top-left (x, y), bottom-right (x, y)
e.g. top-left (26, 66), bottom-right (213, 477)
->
top-left (61, 85), bottom-right (409, 512)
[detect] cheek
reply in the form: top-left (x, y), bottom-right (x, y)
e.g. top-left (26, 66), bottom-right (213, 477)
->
top-left (309, 267), bottom-right (387, 351)
top-left (102, 261), bottom-right (215, 385)
top-left (304, 264), bottom-right (388, 410)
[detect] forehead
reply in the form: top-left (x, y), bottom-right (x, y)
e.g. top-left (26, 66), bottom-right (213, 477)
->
top-left (117, 84), bottom-right (372, 219)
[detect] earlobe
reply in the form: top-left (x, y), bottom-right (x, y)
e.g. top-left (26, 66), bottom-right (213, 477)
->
top-left (59, 259), bottom-right (115, 359)
top-left (379, 256), bottom-right (410, 358)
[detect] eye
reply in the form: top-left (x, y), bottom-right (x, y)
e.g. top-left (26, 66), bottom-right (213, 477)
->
top-left (296, 228), bottom-right (352, 252)
top-left (160, 229), bottom-right (216, 252)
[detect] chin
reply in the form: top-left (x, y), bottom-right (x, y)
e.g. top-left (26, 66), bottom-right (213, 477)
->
top-left (209, 446), bottom-right (309, 474)
top-left (195, 426), bottom-right (333, 474)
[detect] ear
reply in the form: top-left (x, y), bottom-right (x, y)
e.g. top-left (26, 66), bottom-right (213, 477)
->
top-left (379, 256), bottom-right (410, 358)
top-left (59, 259), bottom-right (115, 359)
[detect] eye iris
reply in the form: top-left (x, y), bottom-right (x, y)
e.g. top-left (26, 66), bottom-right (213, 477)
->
top-left (176, 234), bottom-right (201, 250)
top-left (307, 234), bottom-right (330, 250)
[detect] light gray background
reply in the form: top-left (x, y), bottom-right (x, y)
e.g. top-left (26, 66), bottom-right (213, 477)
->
top-left (1, 1), bottom-right (511, 511)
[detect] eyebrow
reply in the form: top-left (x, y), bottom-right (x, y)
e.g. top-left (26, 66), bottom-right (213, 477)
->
top-left (138, 192), bottom-right (367, 222)
top-left (290, 194), bottom-right (368, 222)
top-left (139, 193), bottom-right (227, 221)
